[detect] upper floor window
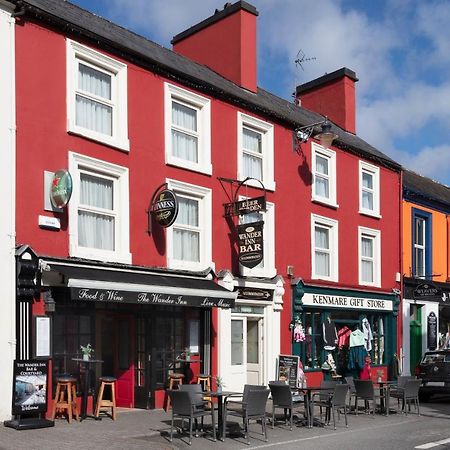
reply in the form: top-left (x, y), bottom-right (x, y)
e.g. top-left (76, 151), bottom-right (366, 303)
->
top-left (67, 40), bottom-right (129, 151)
top-left (412, 209), bottom-right (432, 278)
top-left (311, 143), bottom-right (337, 207)
top-left (358, 227), bottom-right (381, 287)
top-left (238, 113), bottom-right (275, 191)
top-left (68, 152), bottom-right (131, 263)
top-left (166, 179), bottom-right (212, 271)
top-left (311, 214), bottom-right (338, 281)
top-left (239, 200), bottom-right (276, 278)
top-left (164, 83), bottom-right (211, 174)
top-left (359, 161), bottom-right (380, 217)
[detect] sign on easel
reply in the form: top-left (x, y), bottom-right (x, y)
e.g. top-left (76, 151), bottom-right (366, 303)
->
top-left (4, 360), bottom-right (54, 430)
top-left (277, 354), bottom-right (300, 389)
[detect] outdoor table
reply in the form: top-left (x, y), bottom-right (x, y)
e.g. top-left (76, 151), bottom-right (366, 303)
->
top-left (299, 386), bottom-right (334, 428)
top-left (72, 358), bottom-right (103, 421)
top-left (172, 357), bottom-right (202, 384)
top-left (205, 390), bottom-right (241, 441)
top-left (374, 380), bottom-right (396, 416)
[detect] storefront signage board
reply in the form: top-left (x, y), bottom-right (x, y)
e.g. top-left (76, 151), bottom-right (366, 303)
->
top-left (151, 189), bottom-right (178, 227)
top-left (237, 220), bottom-right (264, 268)
top-left (413, 283), bottom-right (442, 300)
top-left (237, 288), bottom-right (271, 301)
top-left (234, 196), bottom-right (266, 216)
top-left (277, 354), bottom-right (299, 389)
top-left (427, 311), bottom-right (438, 350)
top-left (50, 169), bottom-right (73, 208)
top-left (70, 287), bottom-right (234, 308)
top-left (302, 293), bottom-right (393, 311)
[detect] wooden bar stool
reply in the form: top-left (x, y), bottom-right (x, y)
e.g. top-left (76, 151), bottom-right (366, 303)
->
top-left (197, 374), bottom-right (212, 404)
top-left (94, 376), bottom-right (117, 420)
top-left (165, 373), bottom-right (184, 411)
top-left (51, 376), bottom-right (79, 423)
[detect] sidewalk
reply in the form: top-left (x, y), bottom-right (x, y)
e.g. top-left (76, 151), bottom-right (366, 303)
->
top-left (0, 403), bottom-right (440, 450)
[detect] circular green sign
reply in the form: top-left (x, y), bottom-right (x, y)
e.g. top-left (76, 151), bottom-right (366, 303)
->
top-left (50, 169), bottom-right (73, 208)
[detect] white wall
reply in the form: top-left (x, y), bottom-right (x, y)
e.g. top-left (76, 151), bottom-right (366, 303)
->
top-left (0, 0), bottom-right (16, 422)
top-left (402, 299), bottom-right (439, 375)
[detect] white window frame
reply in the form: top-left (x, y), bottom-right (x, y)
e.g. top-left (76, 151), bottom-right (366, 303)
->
top-left (311, 143), bottom-right (337, 208)
top-left (359, 161), bottom-right (381, 217)
top-left (66, 39), bottom-right (129, 151)
top-left (358, 226), bottom-right (381, 287)
top-left (68, 152), bottom-right (131, 263)
top-left (237, 112), bottom-right (275, 191)
top-left (166, 179), bottom-right (212, 271)
top-left (238, 198), bottom-right (276, 278)
top-left (311, 214), bottom-right (339, 282)
top-left (164, 83), bottom-right (211, 175)
top-left (414, 216), bottom-right (426, 278)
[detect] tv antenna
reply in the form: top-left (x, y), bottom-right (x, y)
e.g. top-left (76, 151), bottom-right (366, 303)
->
top-left (295, 49), bottom-right (316, 71)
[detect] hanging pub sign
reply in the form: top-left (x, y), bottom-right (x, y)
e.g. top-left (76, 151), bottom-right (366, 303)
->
top-left (234, 196), bottom-right (266, 216)
top-left (237, 220), bottom-right (264, 268)
top-left (50, 169), bottom-right (73, 208)
top-left (427, 311), bottom-right (438, 350)
top-left (413, 283), bottom-right (442, 300)
top-left (148, 183), bottom-right (179, 234)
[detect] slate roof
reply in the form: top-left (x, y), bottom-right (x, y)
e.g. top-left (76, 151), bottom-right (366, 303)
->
top-left (403, 169), bottom-right (450, 209)
top-left (12, 0), bottom-right (400, 170)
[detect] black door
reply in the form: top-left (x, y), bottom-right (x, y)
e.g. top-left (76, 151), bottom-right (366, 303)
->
top-left (134, 316), bottom-right (151, 409)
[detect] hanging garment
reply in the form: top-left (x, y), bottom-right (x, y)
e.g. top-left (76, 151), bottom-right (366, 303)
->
top-left (348, 345), bottom-right (367, 370)
top-left (337, 326), bottom-right (351, 348)
top-left (323, 319), bottom-right (338, 351)
top-left (293, 322), bottom-right (305, 343)
top-left (362, 318), bottom-right (373, 352)
top-left (360, 356), bottom-right (372, 380)
top-left (349, 329), bottom-right (365, 347)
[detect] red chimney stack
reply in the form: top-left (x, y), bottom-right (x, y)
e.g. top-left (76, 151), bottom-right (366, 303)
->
top-left (172, 1), bottom-right (258, 93)
top-left (296, 68), bottom-right (358, 134)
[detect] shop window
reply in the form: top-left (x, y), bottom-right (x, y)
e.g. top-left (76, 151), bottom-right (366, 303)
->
top-left (311, 214), bottom-right (339, 282)
top-left (237, 112), bottom-right (275, 191)
top-left (412, 209), bottom-right (432, 278)
top-left (311, 143), bottom-right (337, 207)
top-left (359, 161), bottom-right (380, 217)
top-left (69, 152), bottom-right (131, 264)
top-left (297, 309), bottom-right (387, 372)
top-left (166, 179), bottom-right (212, 271)
top-left (67, 39), bottom-right (129, 151)
top-left (164, 83), bottom-right (211, 174)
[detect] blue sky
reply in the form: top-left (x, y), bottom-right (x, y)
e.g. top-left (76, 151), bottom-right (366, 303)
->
top-left (72, 0), bottom-right (450, 187)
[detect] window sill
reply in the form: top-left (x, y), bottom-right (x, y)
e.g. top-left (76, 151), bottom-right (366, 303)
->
top-left (166, 158), bottom-right (212, 176)
top-left (68, 127), bottom-right (130, 152)
top-left (240, 266), bottom-right (277, 279)
top-left (238, 176), bottom-right (275, 192)
top-left (359, 210), bottom-right (382, 219)
top-left (311, 274), bottom-right (339, 283)
top-left (70, 247), bottom-right (132, 265)
top-left (167, 258), bottom-right (214, 273)
top-left (312, 198), bottom-right (339, 209)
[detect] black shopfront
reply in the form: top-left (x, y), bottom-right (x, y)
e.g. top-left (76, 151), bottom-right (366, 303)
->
top-left (40, 258), bottom-right (236, 409)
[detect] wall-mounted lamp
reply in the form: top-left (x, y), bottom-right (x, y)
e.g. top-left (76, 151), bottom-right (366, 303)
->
top-left (294, 117), bottom-right (338, 152)
top-left (43, 290), bottom-right (56, 313)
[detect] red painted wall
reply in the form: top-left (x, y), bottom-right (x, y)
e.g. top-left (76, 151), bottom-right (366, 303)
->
top-left (15, 17), bottom-right (400, 407)
top-left (173, 8), bottom-right (257, 92)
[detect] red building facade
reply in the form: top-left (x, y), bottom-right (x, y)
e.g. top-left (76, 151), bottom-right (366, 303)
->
top-left (8, 0), bottom-right (401, 414)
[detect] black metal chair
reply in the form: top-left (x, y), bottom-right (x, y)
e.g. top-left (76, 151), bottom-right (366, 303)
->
top-left (268, 381), bottom-right (302, 430)
top-left (389, 376), bottom-right (415, 398)
top-left (179, 384), bottom-right (212, 433)
top-left (311, 380), bottom-right (337, 424)
top-left (345, 376), bottom-right (358, 412)
top-left (329, 384), bottom-right (350, 429)
top-left (168, 389), bottom-right (216, 446)
top-left (353, 380), bottom-right (383, 417)
top-left (390, 379), bottom-right (421, 415)
top-left (224, 388), bottom-right (270, 445)
top-left (225, 384), bottom-right (267, 412)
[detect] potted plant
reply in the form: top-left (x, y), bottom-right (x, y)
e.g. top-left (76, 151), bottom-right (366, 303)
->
top-left (215, 376), bottom-right (225, 393)
top-left (80, 343), bottom-right (93, 361)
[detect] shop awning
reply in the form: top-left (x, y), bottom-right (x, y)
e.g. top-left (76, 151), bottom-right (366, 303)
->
top-left (45, 261), bottom-right (236, 308)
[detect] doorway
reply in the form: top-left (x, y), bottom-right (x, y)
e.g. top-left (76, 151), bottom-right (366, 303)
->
top-left (410, 304), bottom-right (423, 374)
top-left (230, 316), bottom-right (263, 390)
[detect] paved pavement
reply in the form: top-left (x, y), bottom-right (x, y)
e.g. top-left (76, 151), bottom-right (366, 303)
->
top-left (1, 399), bottom-right (450, 450)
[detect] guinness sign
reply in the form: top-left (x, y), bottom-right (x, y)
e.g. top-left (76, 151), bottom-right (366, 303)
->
top-left (237, 221), bottom-right (264, 268)
top-left (151, 189), bottom-right (178, 228)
